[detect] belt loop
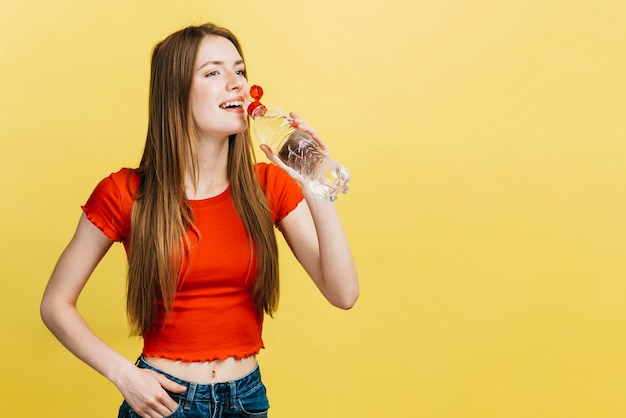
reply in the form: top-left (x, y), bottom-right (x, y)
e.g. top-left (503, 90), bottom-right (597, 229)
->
top-left (228, 381), bottom-right (237, 410)
top-left (183, 383), bottom-right (197, 411)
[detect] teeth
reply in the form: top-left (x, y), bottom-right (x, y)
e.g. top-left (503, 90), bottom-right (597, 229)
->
top-left (220, 100), bottom-right (243, 109)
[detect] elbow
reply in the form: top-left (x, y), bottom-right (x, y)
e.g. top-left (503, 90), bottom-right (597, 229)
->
top-left (331, 288), bottom-right (359, 310)
top-left (39, 297), bottom-right (53, 329)
top-left (334, 299), bottom-right (357, 310)
top-left (40, 293), bottom-right (64, 330)
top-left (329, 271), bottom-right (359, 310)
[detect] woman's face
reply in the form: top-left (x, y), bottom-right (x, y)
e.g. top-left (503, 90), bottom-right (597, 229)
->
top-left (190, 35), bottom-right (249, 140)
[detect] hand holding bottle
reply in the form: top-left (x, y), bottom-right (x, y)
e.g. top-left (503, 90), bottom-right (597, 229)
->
top-left (248, 85), bottom-right (350, 202)
top-left (258, 111), bottom-right (328, 181)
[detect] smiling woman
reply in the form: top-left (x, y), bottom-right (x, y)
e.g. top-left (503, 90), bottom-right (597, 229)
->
top-left (190, 36), bottom-right (249, 142)
top-left (40, 22), bottom-right (358, 418)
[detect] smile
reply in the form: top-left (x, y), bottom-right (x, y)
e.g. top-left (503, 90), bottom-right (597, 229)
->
top-left (219, 100), bottom-right (244, 109)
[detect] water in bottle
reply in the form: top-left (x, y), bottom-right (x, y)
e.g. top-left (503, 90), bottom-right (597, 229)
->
top-left (247, 85), bottom-right (350, 202)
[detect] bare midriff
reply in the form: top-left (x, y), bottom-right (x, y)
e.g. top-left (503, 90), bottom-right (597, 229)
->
top-left (144, 355), bottom-right (258, 384)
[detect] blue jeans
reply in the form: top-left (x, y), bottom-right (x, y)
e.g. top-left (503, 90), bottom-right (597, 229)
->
top-left (117, 357), bottom-right (269, 418)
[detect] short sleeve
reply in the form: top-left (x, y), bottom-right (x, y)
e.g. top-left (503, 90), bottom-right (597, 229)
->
top-left (256, 163), bottom-right (304, 224)
top-left (81, 168), bottom-right (136, 242)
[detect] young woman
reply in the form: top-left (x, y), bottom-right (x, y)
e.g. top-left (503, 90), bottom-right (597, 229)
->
top-left (40, 23), bottom-right (358, 418)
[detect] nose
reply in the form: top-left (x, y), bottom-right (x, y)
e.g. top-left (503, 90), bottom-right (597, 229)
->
top-left (226, 71), bottom-right (244, 91)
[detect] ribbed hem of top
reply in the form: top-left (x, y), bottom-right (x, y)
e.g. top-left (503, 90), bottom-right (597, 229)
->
top-left (141, 346), bottom-right (263, 363)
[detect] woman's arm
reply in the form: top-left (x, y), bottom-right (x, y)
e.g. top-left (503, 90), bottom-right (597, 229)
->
top-left (261, 113), bottom-right (359, 309)
top-left (40, 213), bottom-right (185, 418)
top-left (279, 196), bottom-right (359, 309)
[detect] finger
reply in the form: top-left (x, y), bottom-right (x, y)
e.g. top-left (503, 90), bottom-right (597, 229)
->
top-left (290, 113), bottom-right (318, 135)
top-left (135, 395), bottom-right (178, 418)
top-left (260, 145), bottom-right (289, 171)
top-left (154, 373), bottom-right (187, 393)
top-left (148, 401), bottom-right (178, 418)
top-left (259, 144), bottom-right (282, 166)
top-left (149, 391), bottom-right (180, 417)
top-left (259, 144), bottom-right (304, 183)
top-left (288, 112), bottom-right (328, 152)
top-left (259, 143), bottom-right (274, 158)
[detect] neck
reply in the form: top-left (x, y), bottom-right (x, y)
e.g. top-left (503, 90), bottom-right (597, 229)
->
top-left (186, 136), bottom-right (230, 200)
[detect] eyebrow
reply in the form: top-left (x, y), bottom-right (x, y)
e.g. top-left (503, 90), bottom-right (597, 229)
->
top-left (197, 59), bottom-right (245, 71)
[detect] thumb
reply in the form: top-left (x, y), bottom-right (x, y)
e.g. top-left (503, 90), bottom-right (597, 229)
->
top-left (259, 144), bottom-right (275, 161)
top-left (260, 144), bottom-right (286, 170)
top-left (154, 373), bottom-right (187, 393)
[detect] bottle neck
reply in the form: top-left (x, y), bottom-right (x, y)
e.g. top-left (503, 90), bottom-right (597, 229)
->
top-left (247, 101), bottom-right (266, 118)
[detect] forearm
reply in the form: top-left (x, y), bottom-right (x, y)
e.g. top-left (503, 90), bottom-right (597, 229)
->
top-left (41, 298), bottom-right (185, 414)
top-left (301, 188), bottom-right (359, 308)
top-left (258, 118), bottom-right (359, 308)
top-left (40, 214), bottom-right (135, 386)
top-left (40, 298), bottom-right (135, 387)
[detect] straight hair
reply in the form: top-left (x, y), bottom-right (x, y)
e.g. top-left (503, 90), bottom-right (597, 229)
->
top-left (127, 23), bottom-right (279, 335)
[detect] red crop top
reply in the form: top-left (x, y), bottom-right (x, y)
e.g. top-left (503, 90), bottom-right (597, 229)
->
top-left (81, 163), bottom-right (303, 361)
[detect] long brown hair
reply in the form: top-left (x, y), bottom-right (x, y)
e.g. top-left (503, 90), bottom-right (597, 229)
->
top-left (127, 23), bottom-right (279, 336)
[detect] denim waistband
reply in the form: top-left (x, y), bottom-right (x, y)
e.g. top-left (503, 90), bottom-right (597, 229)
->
top-left (136, 356), bottom-right (262, 404)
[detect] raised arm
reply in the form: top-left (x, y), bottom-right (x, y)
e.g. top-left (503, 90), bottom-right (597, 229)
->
top-left (278, 193), bottom-right (359, 309)
top-left (40, 213), bottom-right (185, 418)
top-left (260, 113), bottom-right (359, 309)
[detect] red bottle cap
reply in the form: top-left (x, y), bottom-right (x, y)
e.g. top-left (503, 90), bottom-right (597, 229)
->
top-left (250, 85), bottom-right (264, 101)
top-left (247, 100), bottom-right (264, 116)
top-left (247, 85), bottom-right (265, 116)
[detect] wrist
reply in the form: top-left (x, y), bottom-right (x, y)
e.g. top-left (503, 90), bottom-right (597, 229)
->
top-left (105, 356), bottom-right (137, 388)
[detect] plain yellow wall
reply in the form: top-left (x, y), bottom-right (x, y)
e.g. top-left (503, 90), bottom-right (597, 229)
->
top-left (2, 0), bottom-right (625, 417)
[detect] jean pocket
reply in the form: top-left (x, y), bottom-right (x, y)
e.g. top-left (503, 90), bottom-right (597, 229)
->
top-left (236, 382), bottom-right (270, 417)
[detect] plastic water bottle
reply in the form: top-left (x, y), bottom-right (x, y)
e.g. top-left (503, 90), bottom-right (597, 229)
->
top-left (247, 85), bottom-right (350, 202)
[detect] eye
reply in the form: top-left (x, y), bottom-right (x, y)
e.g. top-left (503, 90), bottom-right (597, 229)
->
top-left (236, 69), bottom-right (246, 77)
top-left (205, 70), bottom-right (219, 77)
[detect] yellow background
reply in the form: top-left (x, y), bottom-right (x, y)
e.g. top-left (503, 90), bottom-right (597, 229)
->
top-left (1, 0), bottom-right (625, 417)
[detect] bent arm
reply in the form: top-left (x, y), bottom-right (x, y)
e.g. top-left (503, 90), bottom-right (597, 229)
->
top-left (41, 213), bottom-right (185, 416)
top-left (40, 213), bottom-right (137, 382)
top-left (279, 194), bottom-right (359, 309)
top-left (261, 112), bottom-right (359, 309)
